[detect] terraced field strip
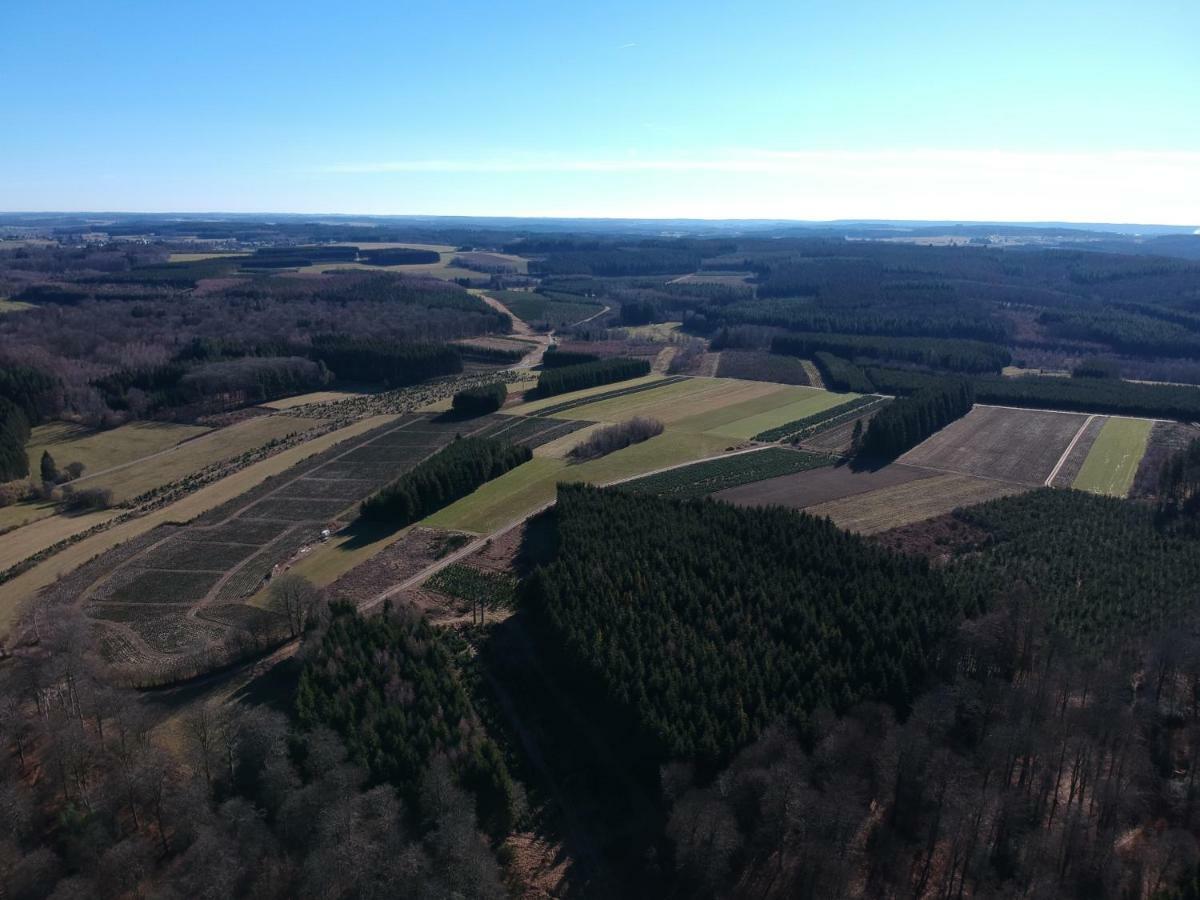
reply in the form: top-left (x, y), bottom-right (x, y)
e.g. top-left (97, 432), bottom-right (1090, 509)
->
top-left (807, 473), bottom-right (1029, 535)
top-left (701, 389), bottom-right (855, 440)
top-left (559, 377), bottom-right (785, 427)
top-left (1072, 417), bottom-right (1154, 497)
top-left (756, 395), bottom-right (882, 443)
top-left (0, 415), bottom-right (398, 636)
top-left (0, 501), bottom-right (57, 531)
top-left (261, 390), bottom-right (368, 410)
top-left (616, 447), bottom-right (834, 499)
top-left (69, 413), bottom-right (326, 502)
top-left (507, 375), bottom-right (679, 417)
top-left (26, 420), bottom-right (212, 476)
top-left (898, 406), bottom-right (1090, 486)
top-left (0, 508), bottom-right (122, 572)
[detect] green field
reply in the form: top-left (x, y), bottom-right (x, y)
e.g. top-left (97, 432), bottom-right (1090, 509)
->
top-left (617, 447), bottom-right (833, 499)
top-left (485, 290), bottom-right (602, 328)
top-left (508, 374), bottom-right (668, 416)
top-left (424, 431), bottom-right (732, 534)
top-left (68, 414), bottom-right (321, 503)
top-left (679, 389), bottom-right (855, 439)
top-left (27, 420), bottom-right (211, 477)
top-left (421, 376), bottom-right (860, 533)
top-left (1072, 417), bottom-right (1153, 497)
top-left (538, 376), bottom-right (798, 428)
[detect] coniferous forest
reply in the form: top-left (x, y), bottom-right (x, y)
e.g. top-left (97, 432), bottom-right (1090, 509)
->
top-left (858, 381), bottom-right (974, 459)
top-left (535, 357), bottom-right (651, 396)
top-left (525, 484), bottom-right (962, 762)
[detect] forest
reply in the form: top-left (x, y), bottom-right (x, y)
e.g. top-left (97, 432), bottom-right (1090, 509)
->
top-left (359, 436), bottom-right (531, 525)
top-left (0, 604), bottom-right (510, 899)
top-left (859, 381), bottom-right (974, 460)
top-left (772, 332), bottom-right (1010, 374)
top-left (295, 603), bottom-right (518, 837)
top-left (525, 484), bottom-right (962, 763)
top-left (0, 251), bottom-right (509, 428)
top-left (535, 357), bottom-right (651, 397)
top-left (451, 382), bottom-right (508, 416)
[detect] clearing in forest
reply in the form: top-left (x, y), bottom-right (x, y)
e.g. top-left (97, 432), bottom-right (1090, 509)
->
top-left (1072, 417), bottom-right (1153, 497)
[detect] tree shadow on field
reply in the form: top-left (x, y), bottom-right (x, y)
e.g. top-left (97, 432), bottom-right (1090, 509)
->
top-left (338, 518), bottom-right (401, 552)
top-left (847, 452), bottom-right (895, 474)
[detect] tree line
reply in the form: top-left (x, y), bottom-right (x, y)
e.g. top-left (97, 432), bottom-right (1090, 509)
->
top-left (810, 353), bottom-right (1200, 422)
top-left (309, 337), bottom-right (462, 388)
top-left (0, 396), bottom-right (30, 480)
top-left (452, 382), bottom-right (508, 416)
top-left (858, 381), bottom-right (974, 460)
top-left (772, 332), bottom-right (1010, 374)
top-left (360, 436), bottom-right (531, 525)
top-left (541, 348), bottom-right (600, 368)
top-left (1155, 436), bottom-right (1200, 533)
top-left (536, 357), bottom-right (651, 397)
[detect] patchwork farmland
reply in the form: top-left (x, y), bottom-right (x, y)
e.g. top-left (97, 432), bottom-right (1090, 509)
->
top-left (56, 409), bottom-right (595, 684)
top-left (898, 406), bottom-right (1092, 486)
top-left (711, 402), bottom-right (1161, 533)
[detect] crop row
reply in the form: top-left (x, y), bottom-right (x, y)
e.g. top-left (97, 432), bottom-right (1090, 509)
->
top-left (755, 395), bottom-right (885, 442)
top-left (529, 376), bottom-right (689, 418)
top-left (615, 448), bottom-right (834, 500)
top-left (109, 569), bottom-right (222, 604)
top-left (135, 538), bottom-right (261, 572)
top-left (475, 416), bottom-right (590, 448)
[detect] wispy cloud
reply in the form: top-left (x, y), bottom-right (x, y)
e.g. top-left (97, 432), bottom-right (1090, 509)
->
top-left (309, 149), bottom-right (1200, 177)
top-left (299, 150), bottom-right (1200, 225)
top-left (619, 41), bottom-right (637, 49)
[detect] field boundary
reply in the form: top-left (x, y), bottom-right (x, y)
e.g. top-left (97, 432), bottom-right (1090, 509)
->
top-left (1044, 415), bottom-right (1097, 487)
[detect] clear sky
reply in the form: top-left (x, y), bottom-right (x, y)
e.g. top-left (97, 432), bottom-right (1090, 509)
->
top-left (3, 0), bottom-right (1198, 224)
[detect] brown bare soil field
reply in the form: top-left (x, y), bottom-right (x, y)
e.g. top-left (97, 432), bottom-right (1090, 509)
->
top-left (463, 520), bottom-right (528, 575)
top-left (808, 474), bottom-right (1029, 535)
top-left (324, 527), bottom-right (468, 606)
top-left (1048, 415), bottom-right (1108, 487)
top-left (898, 405), bottom-right (1089, 486)
top-left (715, 461), bottom-right (937, 510)
top-left (1131, 421), bottom-right (1200, 498)
top-left (871, 512), bottom-right (994, 565)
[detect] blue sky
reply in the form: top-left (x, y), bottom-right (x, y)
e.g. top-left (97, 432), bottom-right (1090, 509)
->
top-left (3, 0), bottom-right (1198, 223)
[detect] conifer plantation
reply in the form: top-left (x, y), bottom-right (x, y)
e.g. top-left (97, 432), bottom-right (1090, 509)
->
top-left (535, 357), bottom-right (651, 397)
top-left (525, 484), bottom-right (962, 762)
top-left (858, 381), bottom-right (974, 459)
